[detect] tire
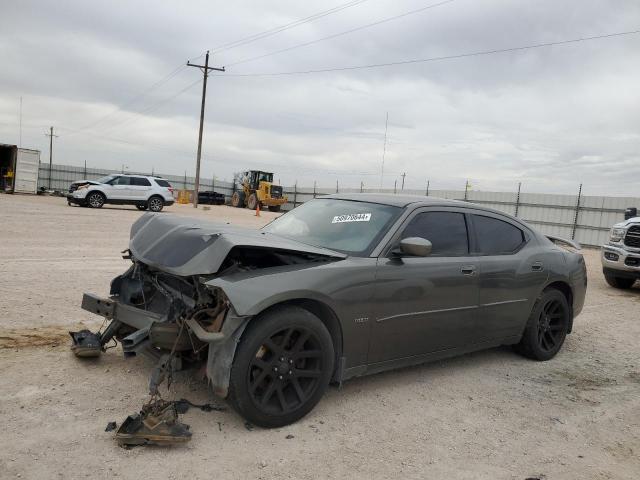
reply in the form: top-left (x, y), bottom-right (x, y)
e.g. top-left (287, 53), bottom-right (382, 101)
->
top-left (135, 204), bottom-right (148, 211)
top-left (86, 191), bottom-right (105, 208)
top-left (147, 196), bottom-right (164, 212)
top-left (228, 306), bottom-right (334, 428)
top-left (247, 193), bottom-right (258, 211)
top-left (515, 288), bottom-right (570, 361)
top-left (231, 191), bottom-right (246, 208)
top-left (268, 205), bottom-right (281, 212)
top-left (604, 274), bottom-right (635, 289)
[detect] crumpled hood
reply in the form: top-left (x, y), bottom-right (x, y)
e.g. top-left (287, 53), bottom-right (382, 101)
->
top-left (128, 213), bottom-right (346, 276)
top-left (71, 179), bottom-right (101, 185)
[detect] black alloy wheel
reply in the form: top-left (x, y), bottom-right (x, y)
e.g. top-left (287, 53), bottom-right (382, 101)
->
top-left (515, 288), bottom-right (570, 361)
top-left (536, 298), bottom-right (566, 353)
top-left (248, 326), bottom-right (324, 416)
top-left (228, 306), bottom-right (334, 428)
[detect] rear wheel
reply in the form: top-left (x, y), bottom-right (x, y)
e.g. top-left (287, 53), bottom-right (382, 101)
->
top-left (247, 193), bottom-right (258, 210)
top-left (87, 191), bottom-right (105, 208)
top-left (231, 191), bottom-right (246, 208)
top-left (228, 306), bottom-right (334, 428)
top-left (148, 196), bottom-right (164, 212)
top-left (515, 289), bottom-right (570, 361)
top-left (268, 205), bottom-right (281, 212)
top-left (604, 274), bottom-right (635, 289)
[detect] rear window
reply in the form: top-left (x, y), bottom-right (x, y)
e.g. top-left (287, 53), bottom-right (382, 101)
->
top-left (131, 177), bottom-right (152, 186)
top-left (154, 179), bottom-right (171, 187)
top-left (473, 215), bottom-right (525, 255)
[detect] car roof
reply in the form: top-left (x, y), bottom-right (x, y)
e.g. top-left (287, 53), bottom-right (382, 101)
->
top-left (324, 192), bottom-right (468, 208)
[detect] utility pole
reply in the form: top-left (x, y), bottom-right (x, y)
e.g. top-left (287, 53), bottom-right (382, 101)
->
top-left (187, 50), bottom-right (225, 208)
top-left (401, 172), bottom-right (406, 191)
top-left (380, 112), bottom-right (388, 190)
top-left (44, 126), bottom-right (58, 190)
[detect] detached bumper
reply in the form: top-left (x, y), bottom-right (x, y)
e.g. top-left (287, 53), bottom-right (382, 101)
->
top-left (601, 244), bottom-right (640, 278)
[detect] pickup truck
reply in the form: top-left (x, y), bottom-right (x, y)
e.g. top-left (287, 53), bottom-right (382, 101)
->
top-left (601, 210), bottom-right (640, 289)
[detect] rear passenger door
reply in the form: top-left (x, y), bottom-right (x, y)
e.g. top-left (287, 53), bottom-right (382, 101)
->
top-left (129, 176), bottom-right (152, 201)
top-left (470, 213), bottom-right (547, 340)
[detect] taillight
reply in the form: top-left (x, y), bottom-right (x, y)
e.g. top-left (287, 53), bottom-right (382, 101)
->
top-left (168, 188), bottom-right (174, 194)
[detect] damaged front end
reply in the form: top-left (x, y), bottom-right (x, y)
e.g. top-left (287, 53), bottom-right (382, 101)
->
top-left (71, 213), bottom-right (344, 444)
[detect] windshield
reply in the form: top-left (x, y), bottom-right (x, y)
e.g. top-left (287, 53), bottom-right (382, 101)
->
top-left (96, 175), bottom-right (117, 184)
top-left (263, 198), bottom-right (401, 256)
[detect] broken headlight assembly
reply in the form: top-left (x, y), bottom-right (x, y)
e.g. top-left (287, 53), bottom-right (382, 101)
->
top-left (609, 227), bottom-right (626, 243)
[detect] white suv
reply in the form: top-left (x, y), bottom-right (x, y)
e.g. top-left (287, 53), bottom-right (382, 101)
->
top-left (67, 174), bottom-right (175, 212)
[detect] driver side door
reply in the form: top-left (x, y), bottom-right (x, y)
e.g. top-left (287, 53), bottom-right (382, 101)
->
top-left (368, 208), bottom-right (480, 364)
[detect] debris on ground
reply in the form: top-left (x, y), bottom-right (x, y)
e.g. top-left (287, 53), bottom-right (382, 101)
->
top-left (105, 421), bottom-right (117, 432)
top-left (115, 399), bottom-right (192, 447)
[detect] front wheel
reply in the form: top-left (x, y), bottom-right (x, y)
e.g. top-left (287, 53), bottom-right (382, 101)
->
top-left (247, 193), bottom-right (258, 210)
top-left (228, 306), bottom-right (334, 428)
top-left (604, 274), bottom-right (635, 289)
top-left (515, 289), bottom-right (570, 361)
top-left (86, 191), bottom-right (105, 208)
top-left (147, 196), bottom-right (164, 212)
top-left (231, 191), bottom-right (246, 208)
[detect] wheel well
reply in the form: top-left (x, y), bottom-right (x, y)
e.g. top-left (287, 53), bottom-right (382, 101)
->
top-left (544, 281), bottom-right (574, 333)
top-left (256, 299), bottom-right (343, 380)
top-left (87, 190), bottom-right (105, 198)
top-left (148, 194), bottom-right (163, 201)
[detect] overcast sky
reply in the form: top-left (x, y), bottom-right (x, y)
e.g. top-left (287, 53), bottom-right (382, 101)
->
top-left (1, 0), bottom-right (639, 195)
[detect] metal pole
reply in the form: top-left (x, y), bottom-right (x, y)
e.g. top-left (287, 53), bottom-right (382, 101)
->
top-left (514, 182), bottom-right (522, 217)
top-left (19, 96), bottom-right (22, 148)
top-left (401, 172), bottom-right (406, 190)
top-left (84, 160), bottom-right (87, 179)
top-left (360, 181), bottom-right (364, 193)
top-left (313, 181), bottom-right (316, 198)
top-left (380, 112), bottom-right (388, 189)
top-left (394, 179), bottom-right (397, 194)
top-left (464, 179), bottom-right (469, 201)
top-left (336, 179), bottom-right (339, 193)
top-left (571, 183), bottom-right (583, 240)
top-left (293, 182), bottom-right (298, 208)
top-left (426, 180), bottom-right (430, 196)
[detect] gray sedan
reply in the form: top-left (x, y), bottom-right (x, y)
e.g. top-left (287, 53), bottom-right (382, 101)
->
top-left (73, 194), bottom-right (587, 429)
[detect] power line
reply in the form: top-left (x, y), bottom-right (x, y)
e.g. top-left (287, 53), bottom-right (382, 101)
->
top-left (226, 0), bottom-right (456, 68)
top-left (70, 63), bottom-right (191, 134)
top-left (211, 0), bottom-right (372, 54)
top-left (101, 78), bottom-right (202, 133)
top-left (216, 29), bottom-right (640, 77)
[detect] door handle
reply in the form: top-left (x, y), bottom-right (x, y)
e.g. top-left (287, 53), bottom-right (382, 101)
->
top-left (461, 265), bottom-right (476, 276)
top-left (531, 261), bottom-right (544, 272)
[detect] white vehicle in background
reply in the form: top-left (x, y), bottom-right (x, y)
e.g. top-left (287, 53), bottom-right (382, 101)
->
top-left (601, 208), bottom-right (640, 289)
top-left (67, 174), bottom-right (175, 212)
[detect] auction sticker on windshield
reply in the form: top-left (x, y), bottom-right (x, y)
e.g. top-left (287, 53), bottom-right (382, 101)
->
top-left (332, 213), bottom-right (372, 224)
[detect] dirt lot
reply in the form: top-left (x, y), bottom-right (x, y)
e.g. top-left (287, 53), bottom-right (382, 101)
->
top-left (1, 194), bottom-right (639, 480)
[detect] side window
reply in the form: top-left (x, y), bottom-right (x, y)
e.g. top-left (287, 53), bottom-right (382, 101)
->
top-left (154, 179), bottom-right (171, 187)
top-left (131, 177), bottom-right (151, 186)
top-left (113, 176), bottom-right (131, 186)
top-left (400, 211), bottom-right (469, 256)
top-left (473, 215), bottom-right (525, 255)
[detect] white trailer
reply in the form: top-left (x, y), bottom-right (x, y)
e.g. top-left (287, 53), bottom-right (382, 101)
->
top-left (0, 144), bottom-right (41, 194)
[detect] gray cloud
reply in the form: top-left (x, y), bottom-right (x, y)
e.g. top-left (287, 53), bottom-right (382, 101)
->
top-left (1, 0), bottom-right (639, 195)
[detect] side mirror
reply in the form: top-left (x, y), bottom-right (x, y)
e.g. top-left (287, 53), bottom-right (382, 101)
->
top-left (398, 237), bottom-right (432, 257)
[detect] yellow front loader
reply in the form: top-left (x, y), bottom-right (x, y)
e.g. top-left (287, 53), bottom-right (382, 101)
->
top-left (231, 170), bottom-right (287, 212)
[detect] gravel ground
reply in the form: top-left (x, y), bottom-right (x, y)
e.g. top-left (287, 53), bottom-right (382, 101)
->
top-left (0, 194), bottom-right (638, 480)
